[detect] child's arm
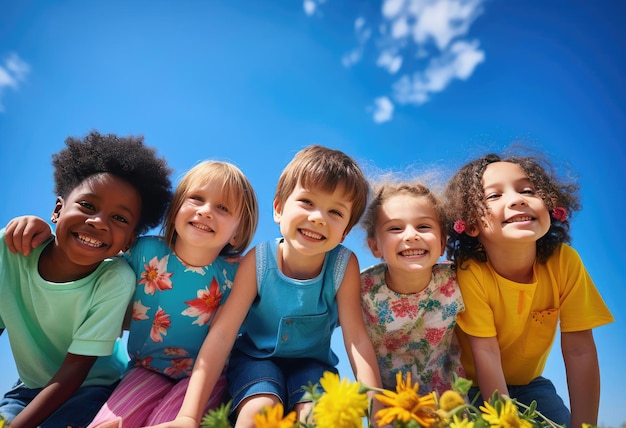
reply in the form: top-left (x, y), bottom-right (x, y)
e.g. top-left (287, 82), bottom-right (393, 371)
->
top-left (5, 215), bottom-right (53, 256)
top-left (336, 254), bottom-right (384, 427)
top-left (562, 329), bottom-right (600, 427)
top-left (9, 353), bottom-right (97, 428)
top-left (467, 335), bottom-right (509, 400)
top-left (146, 249), bottom-right (259, 428)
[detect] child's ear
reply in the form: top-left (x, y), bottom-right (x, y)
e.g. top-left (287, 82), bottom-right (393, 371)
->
top-left (466, 224), bottom-right (480, 237)
top-left (367, 237), bottom-right (383, 259)
top-left (51, 196), bottom-right (64, 223)
top-left (272, 198), bottom-right (282, 224)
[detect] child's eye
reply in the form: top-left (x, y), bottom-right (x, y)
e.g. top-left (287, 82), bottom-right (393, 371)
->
top-left (417, 224), bottom-right (431, 230)
top-left (299, 198), bottom-right (313, 206)
top-left (189, 195), bottom-right (203, 202)
top-left (113, 214), bottom-right (129, 224)
top-left (520, 188), bottom-right (535, 195)
top-left (485, 193), bottom-right (500, 200)
top-left (330, 210), bottom-right (344, 218)
top-left (78, 201), bottom-right (95, 210)
top-left (217, 205), bottom-right (230, 213)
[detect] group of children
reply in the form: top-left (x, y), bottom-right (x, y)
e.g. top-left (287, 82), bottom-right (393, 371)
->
top-left (0, 131), bottom-right (613, 428)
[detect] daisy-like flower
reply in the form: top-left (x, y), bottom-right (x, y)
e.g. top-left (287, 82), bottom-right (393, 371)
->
top-left (150, 307), bottom-right (171, 342)
top-left (182, 277), bottom-right (224, 326)
top-left (312, 372), bottom-right (368, 428)
top-left (139, 255), bottom-right (173, 295)
top-left (439, 390), bottom-right (465, 412)
top-left (375, 372), bottom-right (438, 427)
top-left (480, 400), bottom-right (532, 428)
top-left (253, 403), bottom-right (297, 428)
top-left (449, 413), bottom-right (475, 428)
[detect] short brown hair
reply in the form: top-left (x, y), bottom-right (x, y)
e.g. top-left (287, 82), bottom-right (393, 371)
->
top-left (274, 145), bottom-right (369, 234)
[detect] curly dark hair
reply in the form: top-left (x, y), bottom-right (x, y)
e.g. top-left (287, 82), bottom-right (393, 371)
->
top-left (52, 131), bottom-right (173, 235)
top-left (445, 152), bottom-right (580, 267)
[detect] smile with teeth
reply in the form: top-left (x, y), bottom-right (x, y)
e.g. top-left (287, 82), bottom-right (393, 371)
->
top-left (505, 215), bottom-right (533, 223)
top-left (190, 222), bottom-right (213, 232)
top-left (400, 249), bottom-right (426, 257)
top-left (300, 229), bottom-right (324, 240)
top-left (76, 233), bottom-right (105, 248)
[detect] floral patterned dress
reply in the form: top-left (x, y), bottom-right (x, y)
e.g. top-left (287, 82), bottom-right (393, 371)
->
top-left (360, 262), bottom-right (465, 395)
top-left (126, 236), bottom-right (238, 379)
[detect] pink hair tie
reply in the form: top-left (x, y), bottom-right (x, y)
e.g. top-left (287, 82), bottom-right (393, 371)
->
top-left (551, 207), bottom-right (567, 222)
top-left (453, 220), bottom-right (466, 234)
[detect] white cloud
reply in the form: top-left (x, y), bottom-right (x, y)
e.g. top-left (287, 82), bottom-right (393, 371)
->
top-left (303, 0), bottom-right (316, 16)
top-left (303, 0), bottom-right (327, 16)
top-left (0, 53), bottom-right (30, 112)
top-left (392, 39), bottom-right (484, 105)
top-left (305, 0), bottom-right (486, 121)
top-left (372, 96), bottom-right (394, 123)
top-left (341, 16), bottom-right (372, 68)
top-left (377, 50), bottom-right (403, 74)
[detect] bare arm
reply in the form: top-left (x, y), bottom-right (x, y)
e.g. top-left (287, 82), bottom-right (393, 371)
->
top-left (10, 353), bottom-right (97, 428)
top-left (146, 249), bottom-right (259, 428)
top-left (5, 215), bottom-right (53, 255)
top-left (336, 254), bottom-right (383, 426)
top-left (562, 329), bottom-right (600, 428)
top-left (467, 335), bottom-right (509, 401)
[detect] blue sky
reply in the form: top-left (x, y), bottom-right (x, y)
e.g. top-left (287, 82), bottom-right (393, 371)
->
top-left (1, 0), bottom-right (624, 425)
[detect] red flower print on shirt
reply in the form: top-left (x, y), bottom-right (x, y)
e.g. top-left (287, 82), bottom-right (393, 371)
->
top-left (139, 255), bottom-right (173, 295)
top-left (424, 327), bottom-right (446, 346)
top-left (383, 332), bottom-right (411, 353)
top-left (182, 277), bottom-right (224, 326)
top-left (440, 278), bottom-right (457, 297)
top-left (132, 299), bottom-right (150, 321)
top-left (164, 358), bottom-right (194, 377)
top-left (151, 307), bottom-right (171, 342)
top-left (391, 298), bottom-right (418, 318)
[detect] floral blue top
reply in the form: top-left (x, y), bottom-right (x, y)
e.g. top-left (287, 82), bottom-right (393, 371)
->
top-left (126, 236), bottom-right (239, 379)
top-left (360, 262), bottom-right (465, 395)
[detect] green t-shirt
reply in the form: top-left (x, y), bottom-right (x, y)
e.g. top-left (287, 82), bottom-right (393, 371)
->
top-left (0, 228), bottom-right (135, 388)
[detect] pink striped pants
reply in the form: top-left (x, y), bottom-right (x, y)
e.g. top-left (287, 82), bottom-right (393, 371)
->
top-left (87, 367), bottom-right (227, 428)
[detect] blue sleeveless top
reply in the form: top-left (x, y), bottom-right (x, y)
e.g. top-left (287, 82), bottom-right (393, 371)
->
top-left (233, 238), bottom-right (352, 366)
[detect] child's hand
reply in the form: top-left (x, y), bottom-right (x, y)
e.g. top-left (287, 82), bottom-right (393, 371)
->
top-left (5, 215), bottom-right (53, 256)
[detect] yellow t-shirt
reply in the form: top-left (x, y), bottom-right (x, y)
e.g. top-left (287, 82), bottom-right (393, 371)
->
top-left (456, 244), bottom-right (613, 385)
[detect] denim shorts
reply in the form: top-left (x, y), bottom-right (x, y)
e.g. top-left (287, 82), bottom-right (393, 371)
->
top-left (226, 347), bottom-right (337, 412)
top-left (0, 378), bottom-right (117, 427)
top-left (468, 376), bottom-right (570, 426)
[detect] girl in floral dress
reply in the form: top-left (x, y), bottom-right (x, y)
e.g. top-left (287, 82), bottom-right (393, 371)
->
top-left (4, 160), bottom-right (259, 427)
top-left (87, 161), bottom-right (258, 427)
top-left (360, 182), bottom-right (465, 396)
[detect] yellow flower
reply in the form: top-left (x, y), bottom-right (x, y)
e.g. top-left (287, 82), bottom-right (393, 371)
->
top-left (480, 400), bottom-right (532, 428)
top-left (450, 414), bottom-right (475, 428)
top-left (312, 371), bottom-right (368, 428)
top-left (439, 390), bottom-right (465, 411)
top-left (374, 372), bottom-right (438, 427)
top-left (253, 402), bottom-right (297, 428)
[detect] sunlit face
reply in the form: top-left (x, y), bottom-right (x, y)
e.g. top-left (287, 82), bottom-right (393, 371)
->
top-left (476, 161), bottom-right (551, 248)
top-left (173, 180), bottom-right (241, 263)
top-left (47, 173), bottom-right (141, 280)
top-left (273, 183), bottom-right (352, 258)
top-left (367, 193), bottom-right (444, 276)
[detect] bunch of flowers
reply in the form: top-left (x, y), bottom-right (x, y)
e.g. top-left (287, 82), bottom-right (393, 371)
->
top-left (200, 371), bottom-right (592, 428)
